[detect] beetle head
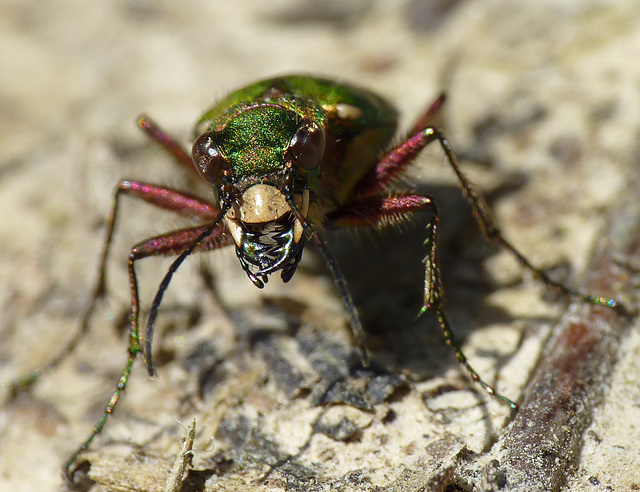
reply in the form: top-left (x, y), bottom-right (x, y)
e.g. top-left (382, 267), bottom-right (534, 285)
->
top-left (191, 105), bottom-right (322, 287)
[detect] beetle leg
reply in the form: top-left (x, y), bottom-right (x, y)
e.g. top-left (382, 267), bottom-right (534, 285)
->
top-left (138, 116), bottom-right (199, 177)
top-left (407, 93), bottom-right (447, 136)
top-left (328, 194), bottom-right (443, 308)
top-left (328, 193), bottom-right (517, 408)
top-left (102, 183), bottom-right (222, 364)
top-left (134, 221), bottom-right (231, 377)
top-left (352, 126), bottom-right (620, 312)
top-left (65, 214), bottom-right (230, 482)
top-left (13, 178), bottom-right (225, 482)
top-left (10, 181), bottom-right (220, 395)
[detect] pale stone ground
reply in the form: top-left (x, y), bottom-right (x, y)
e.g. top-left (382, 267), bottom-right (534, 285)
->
top-left (1, 1), bottom-right (640, 491)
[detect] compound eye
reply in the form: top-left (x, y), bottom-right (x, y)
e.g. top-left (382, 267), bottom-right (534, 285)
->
top-left (192, 133), bottom-right (224, 184)
top-left (290, 120), bottom-right (325, 171)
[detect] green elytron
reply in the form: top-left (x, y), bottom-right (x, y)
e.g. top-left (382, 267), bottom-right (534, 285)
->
top-left (13, 75), bottom-right (621, 481)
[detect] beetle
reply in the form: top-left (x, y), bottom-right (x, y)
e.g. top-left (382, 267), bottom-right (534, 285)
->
top-left (13, 75), bottom-right (620, 480)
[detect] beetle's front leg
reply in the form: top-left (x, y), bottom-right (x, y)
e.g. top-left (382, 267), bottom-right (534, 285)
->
top-left (328, 194), bottom-right (442, 312)
top-left (328, 194), bottom-right (517, 408)
top-left (10, 181), bottom-right (221, 396)
top-left (64, 220), bottom-right (231, 482)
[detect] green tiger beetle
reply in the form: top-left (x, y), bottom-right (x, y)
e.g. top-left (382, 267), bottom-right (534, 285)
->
top-left (12, 75), bottom-right (621, 482)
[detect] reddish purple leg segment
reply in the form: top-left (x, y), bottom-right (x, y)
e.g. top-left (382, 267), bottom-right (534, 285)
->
top-left (138, 116), bottom-right (197, 176)
top-left (95, 180), bottom-right (222, 309)
top-left (328, 192), bottom-right (516, 407)
top-left (57, 123), bottom-right (233, 478)
top-left (118, 180), bottom-right (220, 221)
top-left (329, 193), bottom-right (442, 307)
top-left (128, 221), bottom-right (232, 373)
top-left (326, 97), bottom-right (620, 408)
top-left (408, 93), bottom-right (446, 136)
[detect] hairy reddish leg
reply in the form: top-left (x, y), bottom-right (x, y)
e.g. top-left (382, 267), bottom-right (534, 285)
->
top-left (327, 111), bottom-right (621, 408)
top-left (329, 193), bottom-right (517, 408)
top-left (64, 195), bottom-right (230, 479)
top-left (351, 119), bottom-right (621, 311)
top-left (408, 93), bottom-right (446, 136)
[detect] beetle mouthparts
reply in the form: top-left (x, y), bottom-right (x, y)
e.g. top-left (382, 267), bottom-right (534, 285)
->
top-left (236, 214), bottom-right (305, 287)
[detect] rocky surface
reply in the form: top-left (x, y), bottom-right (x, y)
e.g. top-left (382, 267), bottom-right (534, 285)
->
top-left (1, 1), bottom-right (639, 490)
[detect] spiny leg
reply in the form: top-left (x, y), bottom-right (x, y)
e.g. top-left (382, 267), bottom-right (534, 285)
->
top-left (9, 182), bottom-right (220, 394)
top-left (63, 356), bottom-right (135, 481)
top-left (329, 194), bottom-right (516, 408)
top-left (64, 217), bottom-right (231, 481)
top-left (435, 307), bottom-right (517, 408)
top-left (328, 195), bottom-right (443, 310)
top-left (352, 123), bottom-right (620, 313)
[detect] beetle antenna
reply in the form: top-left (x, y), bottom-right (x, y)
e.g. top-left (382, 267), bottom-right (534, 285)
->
top-left (144, 208), bottom-right (228, 376)
top-left (287, 195), bottom-right (370, 367)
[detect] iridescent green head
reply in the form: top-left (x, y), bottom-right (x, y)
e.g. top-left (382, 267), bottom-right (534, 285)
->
top-left (191, 101), bottom-right (326, 288)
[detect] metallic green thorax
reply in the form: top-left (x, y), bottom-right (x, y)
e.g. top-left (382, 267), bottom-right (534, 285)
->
top-left (195, 75), bottom-right (399, 219)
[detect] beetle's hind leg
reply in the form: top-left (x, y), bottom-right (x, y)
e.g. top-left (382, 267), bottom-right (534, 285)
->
top-left (138, 116), bottom-right (198, 177)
